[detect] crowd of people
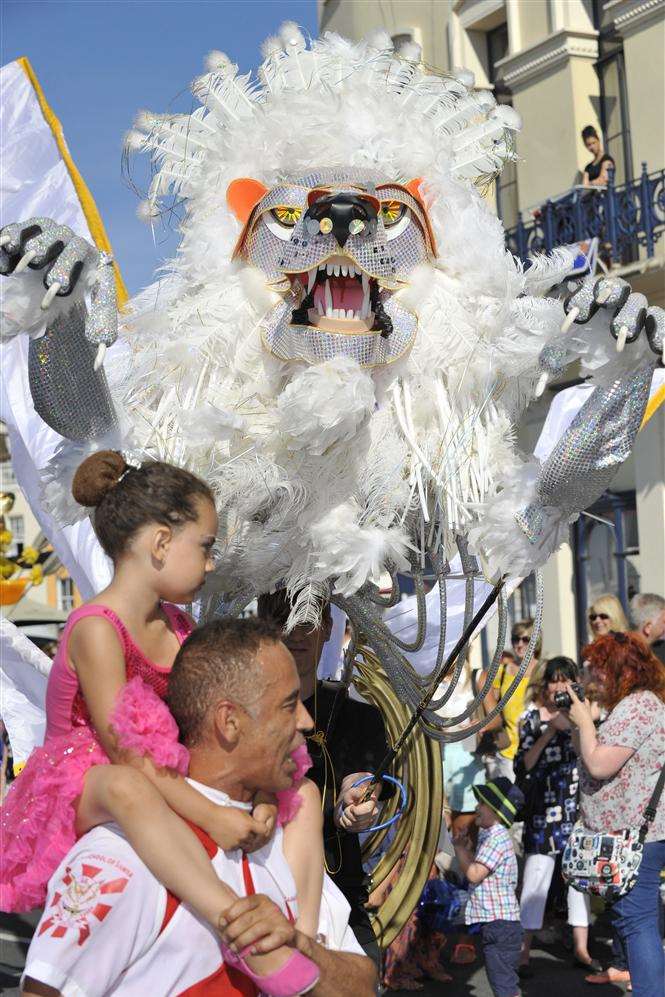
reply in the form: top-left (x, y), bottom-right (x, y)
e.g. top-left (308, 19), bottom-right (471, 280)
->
top-left (0, 449), bottom-right (663, 997)
top-left (384, 600), bottom-right (665, 997)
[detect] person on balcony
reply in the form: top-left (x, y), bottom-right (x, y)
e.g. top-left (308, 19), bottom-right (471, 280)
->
top-left (581, 126), bottom-right (615, 187)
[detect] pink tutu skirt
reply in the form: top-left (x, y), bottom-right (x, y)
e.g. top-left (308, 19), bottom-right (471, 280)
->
top-left (0, 678), bottom-right (188, 913)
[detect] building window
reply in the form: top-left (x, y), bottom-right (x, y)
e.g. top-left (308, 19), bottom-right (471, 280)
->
top-left (8, 515), bottom-right (24, 543)
top-left (0, 461), bottom-right (16, 486)
top-left (592, 1), bottom-right (633, 186)
top-left (58, 577), bottom-right (76, 612)
top-left (486, 23), bottom-right (519, 229)
top-left (573, 490), bottom-right (638, 646)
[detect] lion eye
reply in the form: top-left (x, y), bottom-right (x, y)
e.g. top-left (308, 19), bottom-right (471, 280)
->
top-left (380, 201), bottom-right (406, 227)
top-left (271, 206), bottom-right (302, 226)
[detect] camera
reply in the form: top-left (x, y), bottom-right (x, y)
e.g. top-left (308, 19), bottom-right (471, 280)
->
top-left (554, 683), bottom-right (585, 710)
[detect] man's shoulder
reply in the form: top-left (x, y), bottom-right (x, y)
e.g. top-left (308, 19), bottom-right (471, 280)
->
top-left (53, 823), bottom-right (164, 899)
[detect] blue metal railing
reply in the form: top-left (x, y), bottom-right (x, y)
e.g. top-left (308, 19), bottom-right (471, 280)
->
top-left (505, 162), bottom-right (665, 265)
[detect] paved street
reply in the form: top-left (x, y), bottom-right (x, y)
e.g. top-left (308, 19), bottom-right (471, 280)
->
top-left (1, 910), bottom-right (632, 996)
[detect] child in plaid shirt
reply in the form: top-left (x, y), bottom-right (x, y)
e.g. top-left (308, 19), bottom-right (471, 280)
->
top-left (453, 777), bottom-right (525, 997)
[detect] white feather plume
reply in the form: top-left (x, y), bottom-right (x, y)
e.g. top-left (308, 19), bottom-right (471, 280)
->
top-left (276, 358), bottom-right (375, 455)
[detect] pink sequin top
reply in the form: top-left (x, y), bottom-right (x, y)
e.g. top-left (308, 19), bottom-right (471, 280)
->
top-left (45, 603), bottom-right (193, 739)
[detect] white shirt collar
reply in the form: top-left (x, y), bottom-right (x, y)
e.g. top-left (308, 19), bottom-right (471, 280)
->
top-left (186, 777), bottom-right (253, 811)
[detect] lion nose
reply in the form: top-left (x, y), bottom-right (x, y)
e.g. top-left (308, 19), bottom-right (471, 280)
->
top-left (304, 191), bottom-right (379, 248)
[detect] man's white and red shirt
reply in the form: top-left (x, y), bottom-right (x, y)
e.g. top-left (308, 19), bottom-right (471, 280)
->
top-left (23, 780), bottom-right (363, 996)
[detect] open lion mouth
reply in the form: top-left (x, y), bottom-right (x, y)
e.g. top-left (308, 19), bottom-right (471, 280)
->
top-left (289, 255), bottom-right (393, 337)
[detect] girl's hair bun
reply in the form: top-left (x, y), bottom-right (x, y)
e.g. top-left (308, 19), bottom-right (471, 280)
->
top-left (72, 450), bottom-right (128, 507)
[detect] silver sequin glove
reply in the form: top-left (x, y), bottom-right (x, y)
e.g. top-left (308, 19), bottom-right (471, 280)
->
top-left (0, 217), bottom-right (117, 368)
top-left (562, 274), bottom-right (664, 364)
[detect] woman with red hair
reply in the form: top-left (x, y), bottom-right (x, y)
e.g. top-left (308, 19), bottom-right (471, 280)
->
top-left (566, 632), bottom-right (665, 997)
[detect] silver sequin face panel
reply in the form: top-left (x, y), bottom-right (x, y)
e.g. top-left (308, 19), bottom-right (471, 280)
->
top-left (259, 296), bottom-right (417, 367)
top-left (236, 170), bottom-right (431, 366)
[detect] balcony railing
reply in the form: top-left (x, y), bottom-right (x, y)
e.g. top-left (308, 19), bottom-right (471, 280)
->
top-left (505, 163), bottom-right (665, 266)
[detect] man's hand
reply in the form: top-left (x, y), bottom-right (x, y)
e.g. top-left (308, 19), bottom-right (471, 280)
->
top-left (205, 804), bottom-right (275, 853)
top-left (220, 893), bottom-right (296, 955)
top-left (334, 773), bottom-right (380, 833)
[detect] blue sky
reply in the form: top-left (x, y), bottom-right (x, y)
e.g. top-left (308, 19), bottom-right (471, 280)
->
top-left (2, 1), bottom-right (318, 294)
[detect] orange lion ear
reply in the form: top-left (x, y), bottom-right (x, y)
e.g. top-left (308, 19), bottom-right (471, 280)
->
top-left (226, 178), bottom-right (269, 224)
top-left (405, 178), bottom-right (424, 204)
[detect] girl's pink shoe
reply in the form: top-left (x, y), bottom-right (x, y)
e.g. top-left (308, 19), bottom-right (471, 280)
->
top-left (222, 945), bottom-right (320, 996)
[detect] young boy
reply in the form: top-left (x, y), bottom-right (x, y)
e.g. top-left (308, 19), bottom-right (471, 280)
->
top-left (453, 777), bottom-right (525, 997)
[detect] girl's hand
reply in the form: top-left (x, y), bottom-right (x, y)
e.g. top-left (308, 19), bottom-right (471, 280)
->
top-left (565, 683), bottom-right (594, 729)
top-left (205, 804), bottom-right (275, 853)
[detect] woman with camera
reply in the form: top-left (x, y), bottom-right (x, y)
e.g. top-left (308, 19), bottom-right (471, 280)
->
top-left (566, 632), bottom-right (665, 997)
top-left (514, 657), bottom-right (595, 977)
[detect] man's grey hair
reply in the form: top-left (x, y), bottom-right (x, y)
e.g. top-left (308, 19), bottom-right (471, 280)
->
top-left (167, 617), bottom-right (282, 746)
top-left (629, 592), bottom-right (665, 632)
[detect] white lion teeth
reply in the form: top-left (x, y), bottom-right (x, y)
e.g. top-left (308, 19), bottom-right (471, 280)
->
top-left (307, 269), bottom-right (316, 293)
top-left (361, 281), bottom-right (370, 319)
top-left (340, 264), bottom-right (348, 277)
top-left (361, 273), bottom-right (369, 294)
top-left (326, 263), bottom-right (334, 276)
top-left (324, 279), bottom-right (333, 313)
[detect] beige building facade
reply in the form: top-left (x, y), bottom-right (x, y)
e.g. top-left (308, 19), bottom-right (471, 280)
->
top-left (319, 0), bottom-right (665, 660)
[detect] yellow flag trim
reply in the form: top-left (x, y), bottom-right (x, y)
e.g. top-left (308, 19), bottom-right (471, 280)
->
top-left (17, 56), bottom-right (128, 308)
top-left (642, 381), bottom-right (665, 427)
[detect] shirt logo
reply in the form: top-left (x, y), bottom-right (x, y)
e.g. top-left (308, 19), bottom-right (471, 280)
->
top-left (38, 862), bottom-right (130, 946)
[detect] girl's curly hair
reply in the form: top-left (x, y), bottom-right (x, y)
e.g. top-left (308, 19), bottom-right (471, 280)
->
top-left (582, 631), bottom-right (665, 711)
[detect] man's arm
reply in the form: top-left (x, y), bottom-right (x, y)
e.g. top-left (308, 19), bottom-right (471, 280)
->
top-left (220, 893), bottom-right (377, 996)
top-left (296, 929), bottom-right (377, 997)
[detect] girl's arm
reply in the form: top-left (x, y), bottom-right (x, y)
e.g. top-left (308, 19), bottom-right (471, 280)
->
top-left (71, 617), bottom-right (270, 850)
top-left (281, 778), bottom-right (324, 937)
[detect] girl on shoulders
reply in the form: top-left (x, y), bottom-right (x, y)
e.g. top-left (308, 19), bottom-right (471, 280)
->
top-left (0, 451), bottom-right (318, 995)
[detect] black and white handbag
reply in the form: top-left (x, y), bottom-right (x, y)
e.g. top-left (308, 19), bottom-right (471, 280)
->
top-left (562, 763), bottom-right (665, 900)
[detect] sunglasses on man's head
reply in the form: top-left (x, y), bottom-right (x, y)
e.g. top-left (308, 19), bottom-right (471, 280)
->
top-left (589, 613), bottom-right (610, 621)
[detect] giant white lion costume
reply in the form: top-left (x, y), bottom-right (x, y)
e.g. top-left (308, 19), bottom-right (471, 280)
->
top-left (2, 23), bottom-right (663, 723)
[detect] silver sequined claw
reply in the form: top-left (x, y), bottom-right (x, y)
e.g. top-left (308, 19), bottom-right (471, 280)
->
top-left (560, 307), bottom-right (579, 334)
top-left (644, 306), bottom-right (665, 365)
top-left (40, 282), bottom-right (62, 310)
top-left (14, 249), bottom-right (37, 273)
top-left (563, 277), bottom-right (597, 327)
top-left (593, 276), bottom-right (630, 310)
top-left (610, 292), bottom-right (647, 349)
top-left (84, 253), bottom-right (118, 348)
top-left (93, 344), bottom-right (107, 371)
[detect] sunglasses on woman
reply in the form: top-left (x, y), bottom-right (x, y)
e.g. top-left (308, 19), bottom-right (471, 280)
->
top-left (511, 635), bottom-right (530, 645)
top-left (589, 613), bottom-right (610, 621)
